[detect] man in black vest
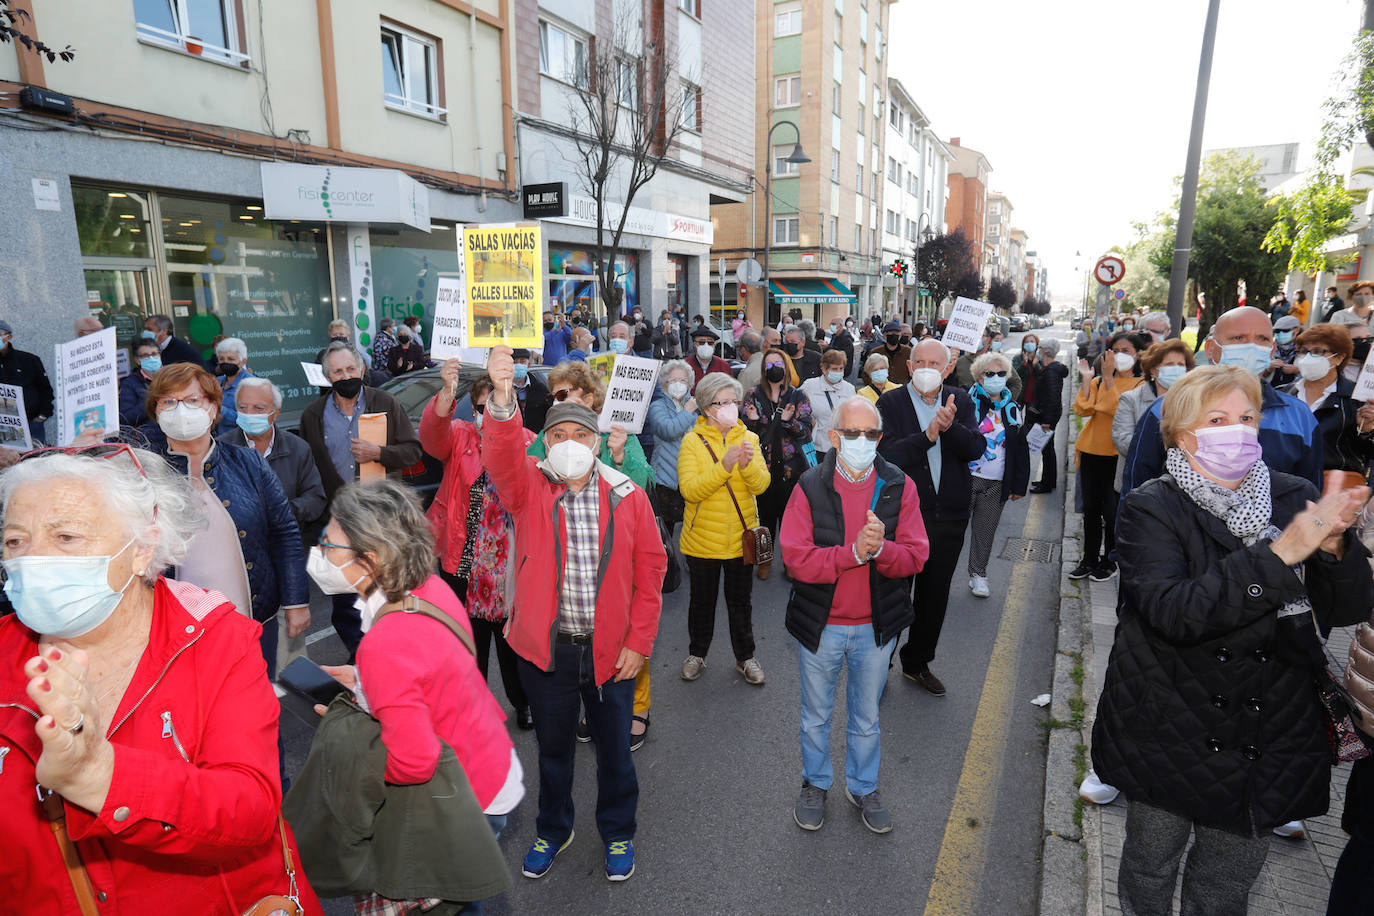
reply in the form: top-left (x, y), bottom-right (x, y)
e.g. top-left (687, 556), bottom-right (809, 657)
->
top-left (875, 339), bottom-right (983, 697)
top-left (779, 396), bottom-right (930, 834)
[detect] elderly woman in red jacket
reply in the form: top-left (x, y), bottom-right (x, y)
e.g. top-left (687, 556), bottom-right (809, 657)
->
top-left (0, 445), bottom-right (322, 914)
top-left (420, 363), bottom-right (535, 730)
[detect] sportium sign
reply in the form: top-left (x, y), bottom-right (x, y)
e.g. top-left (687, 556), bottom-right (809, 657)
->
top-left (260, 163), bottom-right (431, 230)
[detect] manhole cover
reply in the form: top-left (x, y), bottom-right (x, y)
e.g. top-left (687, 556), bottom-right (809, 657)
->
top-left (1000, 537), bottom-right (1059, 564)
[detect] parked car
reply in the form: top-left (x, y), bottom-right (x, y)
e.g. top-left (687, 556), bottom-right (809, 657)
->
top-left (1009, 314), bottom-right (1028, 332)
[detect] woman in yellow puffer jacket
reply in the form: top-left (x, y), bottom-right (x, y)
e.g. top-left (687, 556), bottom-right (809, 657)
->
top-left (677, 371), bottom-right (771, 686)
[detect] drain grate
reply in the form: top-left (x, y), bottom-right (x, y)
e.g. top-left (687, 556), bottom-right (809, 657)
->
top-left (999, 537), bottom-right (1059, 564)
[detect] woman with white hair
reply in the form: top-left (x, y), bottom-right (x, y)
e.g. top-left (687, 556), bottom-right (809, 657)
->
top-left (0, 445), bottom-right (323, 912)
top-left (213, 336), bottom-right (253, 436)
top-left (645, 358), bottom-right (697, 535)
top-left (964, 352), bottom-right (1030, 597)
top-left (857, 352), bottom-right (901, 403)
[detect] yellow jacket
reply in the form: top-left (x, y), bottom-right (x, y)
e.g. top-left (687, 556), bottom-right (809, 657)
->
top-left (677, 417), bottom-right (771, 559)
top-left (1074, 375), bottom-right (1145, 457)
top-left (858, 380), bottom-right (901, 403)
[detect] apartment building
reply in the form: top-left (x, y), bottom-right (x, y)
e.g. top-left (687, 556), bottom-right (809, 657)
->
top-left (2, 0), bottom-right (517, 415)
top-left (514, 0), bottom-right (753, 326)
top-left (944, 137), bottom-right (992, 276)
top-left (1008, 226), bottom-right (1027, 301)
top-left (984, 191), bottom-right (1012, 287)
top-left (880, 77), bottom-right (951, 321)
top-left (710, 0), bottom-right (895, 329)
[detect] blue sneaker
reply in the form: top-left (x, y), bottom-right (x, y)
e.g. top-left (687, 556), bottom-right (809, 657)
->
top-left (604, 839), bottom-right (635, 881)
top-left (521, 830), bottom-right (574, 879)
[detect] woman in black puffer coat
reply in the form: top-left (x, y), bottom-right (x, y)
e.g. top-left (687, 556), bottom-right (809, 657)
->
top-left (1092, 366), bottom-right (1373, 916)
top-left (1026, 338), bottom-right (1069, 493)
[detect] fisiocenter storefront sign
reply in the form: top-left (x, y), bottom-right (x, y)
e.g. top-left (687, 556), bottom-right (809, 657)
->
top-left (261, 163), bottom-right (431, 230)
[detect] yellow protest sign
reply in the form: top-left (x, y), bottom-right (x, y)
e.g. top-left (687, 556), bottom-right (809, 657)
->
top-left (462, 224), bottom-right (543, 348)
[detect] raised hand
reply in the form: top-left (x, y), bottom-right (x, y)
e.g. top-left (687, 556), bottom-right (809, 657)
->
top-left (439, 358), bottom-right (462, 400)
top-left (489, 345), bottom-right (515, 405)
top-left (608, 425), bottom-right (628, 465)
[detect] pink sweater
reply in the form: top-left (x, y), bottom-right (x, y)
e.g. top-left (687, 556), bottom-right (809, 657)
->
top-left (356, 575), bottom-right (514, 806)
top-left (780, 469), bottom-right (928, 625)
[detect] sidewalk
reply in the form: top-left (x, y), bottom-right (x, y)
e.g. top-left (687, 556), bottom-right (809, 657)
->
top-left (1041, 389), bottom-right (1357, 914)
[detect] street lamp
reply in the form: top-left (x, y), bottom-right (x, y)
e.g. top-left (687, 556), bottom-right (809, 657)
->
top-left (763, 119), bottom-right (809, 326)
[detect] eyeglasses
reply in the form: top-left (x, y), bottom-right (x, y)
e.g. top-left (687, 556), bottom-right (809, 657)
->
top-left (154, 394), bottom-right (209, 412)
top-left (1297, 348), bottom-right (1336, 358)
top-left (317, 536), bottom-right (357, 553)
top-left (710, 399), bottom-right (739, 409)
top-left (982, 370), bottom-right (1009, 378)
top-left (834, 428), bottom-right (882, 441)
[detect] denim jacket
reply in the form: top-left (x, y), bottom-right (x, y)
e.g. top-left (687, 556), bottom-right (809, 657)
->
top-left (144, 426), bottom-right (308, 621)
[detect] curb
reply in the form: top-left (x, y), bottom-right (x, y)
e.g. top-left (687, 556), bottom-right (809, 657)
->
top-left (1038, 370), bottom-right (1092, 916)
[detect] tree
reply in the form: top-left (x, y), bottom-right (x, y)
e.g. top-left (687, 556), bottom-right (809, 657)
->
top-left (1262, 31), bottom-right (1374, 275)
top-left (1148, 152), bottom-right (1287, 342)
top-left (915, 228), bottom-right (979, 315)
top-left (1117, 223), bottom-right (1170, 313)
top-left (987, 277), bottom-right (1017, 311)
top-left (0, 2), bottom-right (74, 61)
top-left (567, 9), bottom-right (691, 318)
top-left (1020, 295), bottom-right (1051, 316)
top-left (952, 268), bottom-right (985, 304)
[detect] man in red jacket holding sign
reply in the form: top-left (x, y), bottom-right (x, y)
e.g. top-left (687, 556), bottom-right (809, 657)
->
top-left (482, 344), bottom-right (666, 884)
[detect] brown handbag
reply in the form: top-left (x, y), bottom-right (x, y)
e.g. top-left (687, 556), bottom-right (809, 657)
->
top-left (695, 433), bottom-right (773, 578)
top-left (43, 790), bottom-right (304, 916)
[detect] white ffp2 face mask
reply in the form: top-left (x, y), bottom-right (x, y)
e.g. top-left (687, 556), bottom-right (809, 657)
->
top-left (547, 439), bottom-right (596, 479)
top-left (306, 546), bottom-right (366, 596)
top-left (911, 368), bottom-right (942, 394)
top-left (158, 403), bottom-right (213, 441)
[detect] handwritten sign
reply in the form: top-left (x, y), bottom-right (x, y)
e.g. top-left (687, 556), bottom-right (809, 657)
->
top-left (942, 297), bottom-right (996, 355)
top-left (55, 328), bottom-right (117, 446)
top-left (597, 355), bottom-right (661, 434)
top-left (0, 383), bottom-right (31, 451)
top-left (1354, 353), bottom-right (1374, 402)
top-left (430, 274), bottom-right (469, 360)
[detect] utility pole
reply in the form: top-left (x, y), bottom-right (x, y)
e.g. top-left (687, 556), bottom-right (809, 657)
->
top-left (1165, 0), bottom-right (1222, 338)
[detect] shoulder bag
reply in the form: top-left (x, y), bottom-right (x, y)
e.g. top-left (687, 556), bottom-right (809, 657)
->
top-left (695, 433), bottom-right (773, 578)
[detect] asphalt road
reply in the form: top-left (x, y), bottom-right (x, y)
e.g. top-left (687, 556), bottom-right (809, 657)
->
top-left (286, 323), bottom-right (1070, 916)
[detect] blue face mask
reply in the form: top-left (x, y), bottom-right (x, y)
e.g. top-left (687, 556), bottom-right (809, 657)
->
top-left (826, 370), bottom-right (844, 384)
top-left (870, 369), bottom-right (889, 385)
top-left (838, 435), bottom-right (878, 471)
top-left (1275, 330), bottom-right (1294, 345)
top-left (1156, 365), bottom-right (1187, 389)
top-left (513, 363), bottom-right (529, 382)
top-left (609, 338), bottom-right (629, 355)
top-left (991, 340), bottom-right (1003, 352)
top-left (1023, 340), bottom-right (1037, 354)
top-left (140, 330), bottom-right (157, 340)
top-left (981, 375), bottom-right (1008, 397)
top-left (140, 355), bottom-right (162, 374)
top-left (4, 539), bottom-right (137, 638)
top-left (236, 412), bottom-right (273, 436)
top-left (1217, 342), bottom-right (1274, 376)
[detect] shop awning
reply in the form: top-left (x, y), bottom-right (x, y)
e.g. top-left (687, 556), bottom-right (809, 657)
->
top-left (768, 278), bottom-right (856, 305)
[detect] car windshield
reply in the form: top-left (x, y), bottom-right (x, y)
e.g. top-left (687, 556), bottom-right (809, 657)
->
top-left (383, 371), bottom-right (449, 419)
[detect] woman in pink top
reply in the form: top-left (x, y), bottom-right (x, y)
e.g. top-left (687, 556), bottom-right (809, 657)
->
top-left (309, 480), bottom-right (524, 914)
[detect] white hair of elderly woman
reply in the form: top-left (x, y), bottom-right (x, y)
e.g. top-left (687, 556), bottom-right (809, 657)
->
top-left (235, 376), bottom-right (283, 411)
top-left (0, 449), bottom-right (206, 585)
top-left (658, 359), bottom-right (692, 391)
top-left (970, 351), bottom-right (1013, 379)
top-left (214, 337), bottom-right (248, 361)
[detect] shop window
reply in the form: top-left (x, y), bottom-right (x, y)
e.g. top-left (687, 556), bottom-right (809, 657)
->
top-left (540, 20), bottom-right (589, 88)
top-left (160, 195), bottom-right (332, 413)
top-left (382, 23), bottom-right (445, 118)
top-left (667, 255), bottom-right (691, 319)
top-left (134, 0), bottom-right (248, 65)
top-left (548, 248), bottom-right (639, 322)
top-left (369, 225), bottom-right (462, 345)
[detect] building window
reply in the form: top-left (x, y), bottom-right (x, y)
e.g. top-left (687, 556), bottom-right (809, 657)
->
top-left (380, 24), bottom-right (445, 118)
top-left (830, 216), bottom-right (839, 247)
top-left (773, 215), bottom-right (800, 246)
top-left (855, 224), bottom-right (862, 251)
top-left (775, 74), bottom-right (802, 108)
top-left (889, 104), bottom-right (901, 130)
top-left (678, 0), bottom-right (701, 16)
top-left (773, 145), bottom-right (801, 178)
top-left (832, 114), bottom-right (843, 149)
top-left (831, 150), bottom-right (840, 181)
top-left (859, 6), bottom-right (868, 42)
top-left (871, 172), bottom-right (878, 199)
top-left (833, 44), bottom-right (843, 81)
top-left (834, 11), bottom-right (843, 39)
top-left (885, 210), bottom-right (899, 234)
top-left (539, 20), bottom-right (589, 88)
top-left (134, 0), bottom-right (247, 64)
top-left (875, 25), bottom-right (884, 59)
top-left (679, 82), bottom-right (702, 131)
top-left (832, 82), bottom-right (841, 112)
top-left (887, 156), bottom-right (900, 183)
top-left (775, 4), bottom-right (802, 36)
top-left (615, 57), bottom-right (639, 109)
top-left (855, 164), bottom-right (863, 193)
top-left (857, 103), bottom-right (864, 130)
top-left (857, 68), bottom-right (866, 100)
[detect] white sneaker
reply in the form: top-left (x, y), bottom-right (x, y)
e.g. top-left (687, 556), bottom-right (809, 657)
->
top-left (970, 576), bottom-right (991, 598)
top-left (1273, 820), bottom-right (1305, 839)
top-left (1079, 770), bottom-right (1120, 805)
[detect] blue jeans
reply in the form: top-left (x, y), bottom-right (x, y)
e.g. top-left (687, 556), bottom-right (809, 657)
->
top-left (798, 624), bottom-right (896, 796)
top-left (518, 642), bottom-right (638, 845)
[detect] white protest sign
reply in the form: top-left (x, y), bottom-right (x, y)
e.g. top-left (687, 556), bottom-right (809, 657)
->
top-left (301, 361), bottom-right (330, 387)
top-left (1354, 354), bottom-right (1374, 402)
top-left (1026, 424), bottom-right (1052, 454)
top-left (942, 297), bottom-right (995, 354)
top-left (55, 328), bottom-right (118, 445)
top-left (0, 382), bottom-right (31, 451)
top-left (430, 274), bottom-right (469, 360)
top-left (598, 355), bottom-right (661, 434)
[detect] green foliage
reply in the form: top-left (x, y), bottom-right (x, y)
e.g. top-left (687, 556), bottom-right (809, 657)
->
top-left (1117, 224), bottom-right (1171, 313)
top-left (1147, 152), bottom-right (1287, 339)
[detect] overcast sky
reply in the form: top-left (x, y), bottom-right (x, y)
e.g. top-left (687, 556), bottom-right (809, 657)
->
top-left (887, 0), bottom-right (1367, 299)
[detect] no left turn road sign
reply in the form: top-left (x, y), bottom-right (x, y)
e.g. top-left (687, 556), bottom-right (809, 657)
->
top-left (1094, 256), bottom-right (1126, 286)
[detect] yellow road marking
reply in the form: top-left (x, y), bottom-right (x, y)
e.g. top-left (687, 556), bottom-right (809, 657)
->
top-left (923, 494), bottom-right (1049, 916)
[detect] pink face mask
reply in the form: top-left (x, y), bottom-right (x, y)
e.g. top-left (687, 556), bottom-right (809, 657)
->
top-left (1188, 424), bottom-right (1262, 482)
